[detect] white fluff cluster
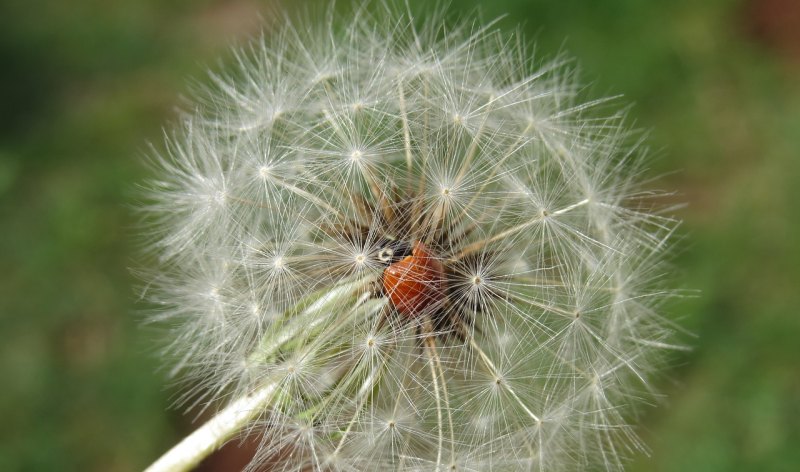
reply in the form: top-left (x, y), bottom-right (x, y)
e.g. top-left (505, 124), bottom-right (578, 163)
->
top-left (143, 3), bottom-right (680, 471)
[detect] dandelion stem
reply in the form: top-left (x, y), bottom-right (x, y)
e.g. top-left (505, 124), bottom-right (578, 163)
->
top-left (144, 380), bottom-right (279, 472)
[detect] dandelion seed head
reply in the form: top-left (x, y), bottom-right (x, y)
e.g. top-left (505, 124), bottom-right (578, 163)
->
top-left (141, 3), bottom-right (683, 471)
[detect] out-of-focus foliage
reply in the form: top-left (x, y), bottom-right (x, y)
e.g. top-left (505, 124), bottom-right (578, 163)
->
top-left (0, 0), bottom-right (798, 471)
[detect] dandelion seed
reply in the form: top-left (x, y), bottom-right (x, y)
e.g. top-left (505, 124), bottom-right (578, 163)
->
top-left (140, 3), bottom-right (683, 472)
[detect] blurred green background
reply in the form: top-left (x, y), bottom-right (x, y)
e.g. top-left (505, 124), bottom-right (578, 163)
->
top-left (1, 0), bottom-right (798, 470)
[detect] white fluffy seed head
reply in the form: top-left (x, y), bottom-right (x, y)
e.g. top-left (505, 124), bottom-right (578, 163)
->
top-left (141, 3), bottom-right (682, 471)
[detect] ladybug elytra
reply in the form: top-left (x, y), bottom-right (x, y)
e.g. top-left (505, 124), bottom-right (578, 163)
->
top-left (382, 241), bottom-right (445, 317)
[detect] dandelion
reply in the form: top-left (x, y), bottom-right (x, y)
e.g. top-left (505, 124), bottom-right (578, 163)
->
top-left (141, 3), bottom-right (682, 471)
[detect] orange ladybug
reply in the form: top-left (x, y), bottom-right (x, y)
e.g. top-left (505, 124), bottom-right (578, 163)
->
top-left (382, 241), bottom-right (445, 317)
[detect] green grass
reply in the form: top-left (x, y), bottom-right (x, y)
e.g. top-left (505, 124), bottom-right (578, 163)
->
top-left (1, 0), bottom-right (798, 470)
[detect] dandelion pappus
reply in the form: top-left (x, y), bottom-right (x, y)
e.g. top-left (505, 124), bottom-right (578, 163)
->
top-left (140, 4), bottom-right (682, 469)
